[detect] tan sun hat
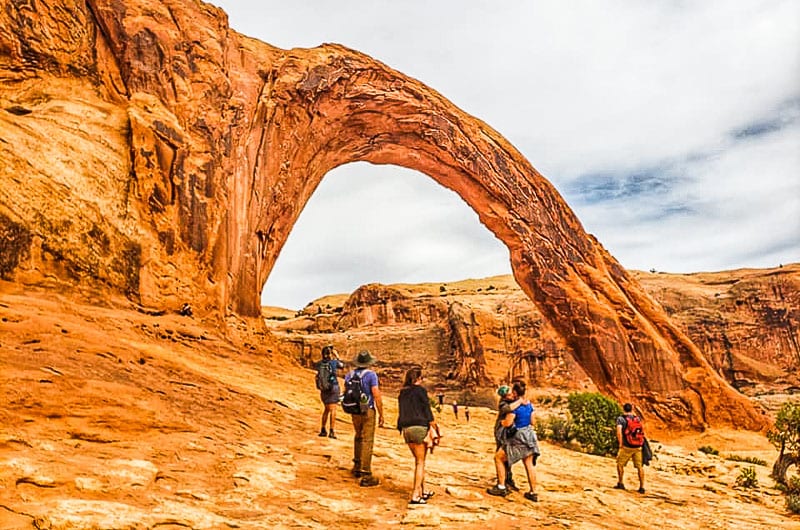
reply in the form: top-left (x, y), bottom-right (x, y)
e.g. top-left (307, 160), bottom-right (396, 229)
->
top-left (353, 350), bottom-right (377, 367)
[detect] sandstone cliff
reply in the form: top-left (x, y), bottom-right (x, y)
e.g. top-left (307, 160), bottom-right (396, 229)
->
top-left (0, 0), bottom-right (765, 429)
top-left (269, 264), bottom-right (800, 407)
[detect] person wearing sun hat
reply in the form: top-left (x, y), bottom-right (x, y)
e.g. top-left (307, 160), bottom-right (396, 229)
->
top-left (345, 350), bottom-right (384, 487)
top-left (493, 384), bottom-right (519, 491)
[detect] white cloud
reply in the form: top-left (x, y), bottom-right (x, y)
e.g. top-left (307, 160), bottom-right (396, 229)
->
top-left (209, 0), bottom-right (800, 308)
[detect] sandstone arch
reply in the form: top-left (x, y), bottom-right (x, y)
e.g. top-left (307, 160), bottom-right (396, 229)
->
top-left (0, 0), bottom-right (765, 430)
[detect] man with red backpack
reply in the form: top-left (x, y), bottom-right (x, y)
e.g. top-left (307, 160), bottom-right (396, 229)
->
top-left (615, 403), bottom-right (646, 493)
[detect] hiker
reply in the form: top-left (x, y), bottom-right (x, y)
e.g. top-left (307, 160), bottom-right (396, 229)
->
top-left (316, 345), bottom-right (344, 438)
top-left (344, 350), bottom-right (384, 487)
top-left (436, 392), bottom-right (445, 406)
top-left (615, 403), bottom-right (646, 493)
top-left (493, 385), bottom-right (519, 491)
top-left (464, 406), bottom-right (470, 422)
top-left (487, 380), bottom-right (541, 502)
top-left (397, 367), bottom-right (441, 505)
top-left (452, 400), bottom-right (459, 419)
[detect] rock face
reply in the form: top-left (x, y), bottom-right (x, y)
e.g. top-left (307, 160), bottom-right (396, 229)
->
top-left (272, 266), bottom-right (800, 407)
top-left (0, 0), bottom-right (765, 429)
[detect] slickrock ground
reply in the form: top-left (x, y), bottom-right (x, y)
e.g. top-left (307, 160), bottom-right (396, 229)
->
top-left (1, 281), bottom-right (797, 529)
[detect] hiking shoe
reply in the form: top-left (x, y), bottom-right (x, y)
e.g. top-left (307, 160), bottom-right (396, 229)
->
top-left (486, 485), bottom-right (510, 497)
top-left (638, 487), bottom-right (646, 494)
top-left (524, 491), bottom-right (538, 502)
top-left (318, 429), bottom-right (327, 437)
top-left (359, 474), bottom-right (380, 487)
top-left (505, 480), bottom-right (520, 492)
top-left (613, 483), bottom-right (625, 490)
top-left (328, 430), bottom-right (337, 439)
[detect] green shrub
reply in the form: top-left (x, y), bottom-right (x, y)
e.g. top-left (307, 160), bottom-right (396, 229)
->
top-left (767, 401), bottom-right (800, 485)
top-left (533, 417), bottom-right (548, 440)
top-left (567, 392), bottom-right (622, 456)
top-left (548, 415), bottom-right (574, 443)
top-left (786, 493), bottom-right (800, 514)
top-left (699, 445), bottom-right (720, 455)
top-left (786, 475), bottom-right (800, 495)
top-left (735, 466), bottom-right (758, 489)
top-left (726, 454), bottom-right (767, 466)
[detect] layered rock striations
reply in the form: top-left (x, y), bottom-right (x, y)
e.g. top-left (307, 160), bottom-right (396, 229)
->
top-left (274, 266), bottom-right (799, 406)
top-left (0, 0), bottom-right (765, 428)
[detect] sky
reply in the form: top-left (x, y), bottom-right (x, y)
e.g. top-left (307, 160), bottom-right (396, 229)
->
top-left (209, 0), bottom-right (800, 310)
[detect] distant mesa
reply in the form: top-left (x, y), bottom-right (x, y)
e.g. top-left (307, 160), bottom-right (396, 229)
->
top-left (0, 0), bottom-right (768, 429)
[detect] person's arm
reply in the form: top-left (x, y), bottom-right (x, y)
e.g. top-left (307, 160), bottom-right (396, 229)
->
top-left (501, 411), bottom-right (516, 428)
top-left (372, 384), bottom-right (384, 427)
top-left (616, 422), bottom-right (624, 447)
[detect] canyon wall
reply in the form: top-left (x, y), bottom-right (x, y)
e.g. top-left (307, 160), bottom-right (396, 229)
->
top-left (0, 0), bottom-right (766, 429)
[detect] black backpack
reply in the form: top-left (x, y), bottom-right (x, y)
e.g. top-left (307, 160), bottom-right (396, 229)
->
top-left (341, 369), bottom-right (369, 415)
top-left (315, 361), bottom-right (335, 392)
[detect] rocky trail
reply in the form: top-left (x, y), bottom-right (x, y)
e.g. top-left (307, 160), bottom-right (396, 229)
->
top-left (0, 282), bottom-right (797, 529)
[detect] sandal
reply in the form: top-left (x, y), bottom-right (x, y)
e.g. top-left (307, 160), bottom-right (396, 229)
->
top-left (422, 491), bottom-right (435, 500)
top-left (409, 497), bottom-right (427, 505)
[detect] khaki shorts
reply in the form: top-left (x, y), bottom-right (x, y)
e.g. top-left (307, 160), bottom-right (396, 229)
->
top-left (402, 426), bottom-right (429, 444)
top-left (617, 446), bottom-right (643, 469)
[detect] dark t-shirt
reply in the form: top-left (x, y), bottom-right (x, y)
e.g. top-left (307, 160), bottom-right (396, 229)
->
top-left (397, 384), bottom-right (434, 430)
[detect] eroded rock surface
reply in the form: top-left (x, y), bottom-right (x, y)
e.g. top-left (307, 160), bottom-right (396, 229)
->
top-left (0, 0), bottom-right (765, 428)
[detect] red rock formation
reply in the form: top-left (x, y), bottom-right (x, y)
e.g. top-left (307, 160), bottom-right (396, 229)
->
top-left (0, 0), bottom-right (766, 429)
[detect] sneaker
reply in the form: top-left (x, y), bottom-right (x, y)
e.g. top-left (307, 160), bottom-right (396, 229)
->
top-left (524, 491), bottom-right (538, 502)
top-left (318, 429), bottom-right (327, 437)
top-left (638, 487), bottom-right (646, 494)
top-left (505, 480), bottom-right (520, 492)
top-left (328, 431), bottom-right (337, 439)
top-left (613, 483), bottom-right (625, 490)
top-left (359, 474), bottom-right (380, 487)
top-left (486, 485), bottom-right (509, 497)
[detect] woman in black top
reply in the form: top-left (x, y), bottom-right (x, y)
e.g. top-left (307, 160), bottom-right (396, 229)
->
top-left (397, 367), bottom-right (440, 504)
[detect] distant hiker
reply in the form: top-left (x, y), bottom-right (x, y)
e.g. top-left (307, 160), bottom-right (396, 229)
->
top-left (452, 401), bottom-right (459, 419)
top-left (615, 403), bottom-right (646, 493)
top-left (487, 380), bottom-right (541, 502)
top-left (436, 392), bottom-right (445, 406)
top-left (397, 367), bottom-right (441, 505)
top-left (316, 345), bottom-right (343, 438)
top-left (493, 385), bottom-right (519, 491)
top-left (464, 406), bottom-right (470, 422)
top-left (343, 350), bottom-right (384, 487)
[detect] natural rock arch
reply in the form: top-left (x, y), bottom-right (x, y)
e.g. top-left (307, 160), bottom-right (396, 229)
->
top-left (0, 0), bottom-right (765, 430)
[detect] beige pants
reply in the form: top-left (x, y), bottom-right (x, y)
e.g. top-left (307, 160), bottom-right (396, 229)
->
top-left (352, 408), bottom-right (376, 474)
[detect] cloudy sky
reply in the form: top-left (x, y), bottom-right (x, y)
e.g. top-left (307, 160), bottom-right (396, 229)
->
top-left (210, 0), bottom-right (800, 310)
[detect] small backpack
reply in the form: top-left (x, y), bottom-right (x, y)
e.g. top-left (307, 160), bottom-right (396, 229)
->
top-left (623, 415), bottom-right (645, 447)
top-left (315, 361), bottom-right (335, 392)
top-left (341, 369), bottom-right (369, 415)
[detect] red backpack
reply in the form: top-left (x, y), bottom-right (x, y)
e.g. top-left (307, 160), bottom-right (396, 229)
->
top-left (623, 415), bottom-right (645, 447)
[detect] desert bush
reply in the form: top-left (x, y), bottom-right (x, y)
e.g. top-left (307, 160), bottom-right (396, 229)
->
top-left (567, 392), bottom-right (621, 456)
top-left (735, 466), bottom-right (759, 489)
top-left (533, 415), bottom-right (574, 444)
top-left (699, 445), bottom-right (719, 455)
top-left (786, 493), bottom-right (800, 514)
top-left (726, 454), bottom-right (767, 466)
top-left (787, 475), bottom-right (800, 494)
top-left (767, 401), bottom-right (800, 485)
top-left (534, 417), bottom-right (548, 440)
top-left (548, 415), bottom-right (574, 443)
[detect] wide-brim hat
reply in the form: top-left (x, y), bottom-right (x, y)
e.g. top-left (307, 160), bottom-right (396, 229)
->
top-left (353, 350), bottom-right (377, 367)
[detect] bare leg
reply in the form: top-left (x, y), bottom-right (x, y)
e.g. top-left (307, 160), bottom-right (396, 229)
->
top-left (638, 467), bottom-right (645, 490)
top-left (327, 403), bottom-right (337, 432)
top-left (494, 448), bottom-right (508, 485)
top-left (522, 454), bottom-right (537, 492)
top-left (320, 406), bottom-right (330, 432)
top-left (408, 442), bottom-right (427, 500)
top-left (616, 461), bottom-right (625, 485)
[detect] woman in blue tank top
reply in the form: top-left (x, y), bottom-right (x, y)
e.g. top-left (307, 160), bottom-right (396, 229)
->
top-left (486, 380), bottom-right (541, 502)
